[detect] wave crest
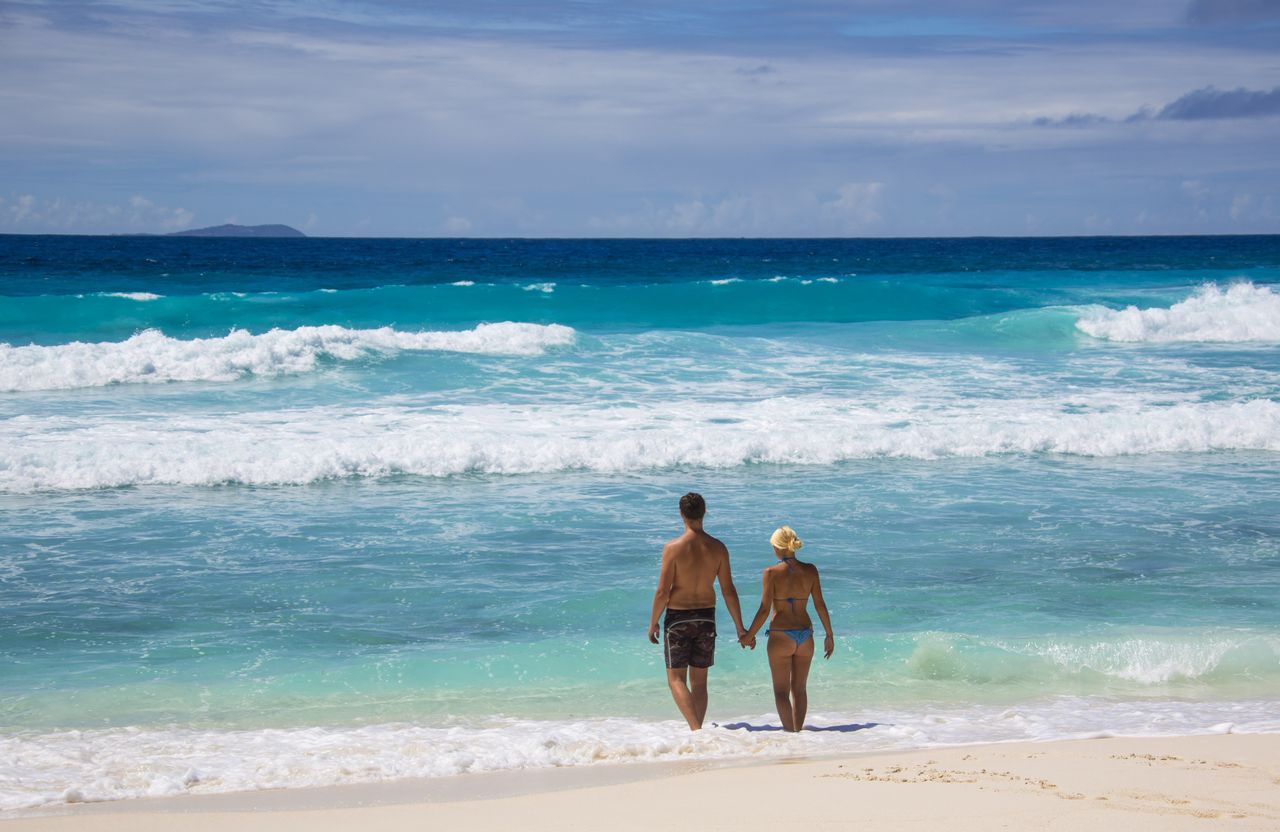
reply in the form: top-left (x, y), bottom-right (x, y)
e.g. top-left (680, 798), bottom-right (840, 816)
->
top-left (1076, 281), bottom-right (1280, 343)
top-left (3, 396), bottom-right (1278, 491)
top-left (99, 291), bottom-right (163, 301)
top-left (0, 323), bottom-right (576, 392)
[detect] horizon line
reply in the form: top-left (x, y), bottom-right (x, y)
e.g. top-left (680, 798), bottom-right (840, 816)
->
top-left (4, 231), bottom-right (1279, 241)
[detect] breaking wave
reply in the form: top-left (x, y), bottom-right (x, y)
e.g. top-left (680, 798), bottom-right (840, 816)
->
top-left (3, 395), bottom-right (1278, 491)
top-left (98, 291), bottom-right (163, 301)
top-left (1076, 281), bottom-right (1280, 343)
top-left (0, 323), bottom-right (575, 392)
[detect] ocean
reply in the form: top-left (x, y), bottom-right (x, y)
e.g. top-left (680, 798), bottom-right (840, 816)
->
top-left (2, 235), bottom-right (1278, 811)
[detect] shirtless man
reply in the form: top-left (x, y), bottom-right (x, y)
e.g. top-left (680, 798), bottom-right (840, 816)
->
top-left (647, 492), bottom-right (748, 731)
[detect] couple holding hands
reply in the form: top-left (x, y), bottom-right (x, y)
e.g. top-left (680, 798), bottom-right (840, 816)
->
top-left (647, 492), bottom-right (835, 732)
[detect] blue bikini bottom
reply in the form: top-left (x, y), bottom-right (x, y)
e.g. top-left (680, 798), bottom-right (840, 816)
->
top-left (766, 628), bottom-right (813, 646)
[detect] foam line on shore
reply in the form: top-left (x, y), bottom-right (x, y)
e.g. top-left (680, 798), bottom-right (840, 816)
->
top-left (2, 697), bottom-right (1276, 813)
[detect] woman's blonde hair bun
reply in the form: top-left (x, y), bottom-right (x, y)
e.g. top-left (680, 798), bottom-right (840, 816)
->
top-left (770, 525), bottom-right (803, 553)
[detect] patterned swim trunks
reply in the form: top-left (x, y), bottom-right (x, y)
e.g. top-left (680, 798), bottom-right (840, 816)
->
top-left (663, 607), bottom-right (716, 669)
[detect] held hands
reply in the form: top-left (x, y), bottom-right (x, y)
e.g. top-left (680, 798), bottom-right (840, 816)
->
top-left (738, 628), bottom-right (756, 650)
top-left (823, 633), bottom-right (835, 659)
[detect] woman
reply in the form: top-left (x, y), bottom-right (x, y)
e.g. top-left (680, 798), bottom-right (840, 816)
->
top-left (741, 526), bottom-right (834, 732)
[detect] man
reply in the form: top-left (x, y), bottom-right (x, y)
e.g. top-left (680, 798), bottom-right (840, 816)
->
top-left (647, 492), bottom-right (749, 730)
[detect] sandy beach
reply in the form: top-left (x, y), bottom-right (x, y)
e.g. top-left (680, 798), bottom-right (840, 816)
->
top-left (7, 733), bottom-right (1277, 831)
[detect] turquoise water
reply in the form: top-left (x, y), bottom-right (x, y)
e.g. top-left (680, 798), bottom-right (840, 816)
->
top-left (1, 236), bottom-right (1278, 809)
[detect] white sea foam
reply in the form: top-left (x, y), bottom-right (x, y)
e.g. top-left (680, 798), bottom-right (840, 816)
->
top-left (1076, 281), bottom-right (1280, 342)
top-left (522, 282), bottom-right (556, 293)
top-left (705, 276), bottom-right (839, 286)
top-left (0, 323), bottom-right (576, 392)
top-left (99, 292), bottom-right (163, 301)
top-left (1, 698), bottom-right (1276, 813)
top-left (450, 280), bottom-right (476, 286)
top-left (2, 394), bottom-right (1277, 491)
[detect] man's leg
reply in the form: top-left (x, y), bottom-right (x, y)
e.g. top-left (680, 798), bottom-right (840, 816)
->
top-left (666, 667), bottom-right (700, 730)
top-left (689, 666), bottom-right (709, 728)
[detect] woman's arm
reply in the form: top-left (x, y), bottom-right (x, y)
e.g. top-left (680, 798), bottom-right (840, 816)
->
top-left (811, 567), bottom-right (835, 659)
top-left (743, 568), bottom-right (773, 644)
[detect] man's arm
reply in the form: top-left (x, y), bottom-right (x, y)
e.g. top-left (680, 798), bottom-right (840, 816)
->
top-left (743, 568), bottom-right (772, 644)
top-left (648, 545), bottom-right (675, 644)
top-left (715, 545), bottom-right (748, 641)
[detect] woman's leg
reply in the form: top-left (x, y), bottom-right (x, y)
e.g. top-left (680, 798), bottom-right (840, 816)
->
top-left (767, 633), bottom-right (797, 732)
top-left (789, 639), bottom-right (816, 731)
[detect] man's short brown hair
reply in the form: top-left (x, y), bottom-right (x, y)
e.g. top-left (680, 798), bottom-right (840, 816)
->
top-left (679, 492), bottom-right (706, 520)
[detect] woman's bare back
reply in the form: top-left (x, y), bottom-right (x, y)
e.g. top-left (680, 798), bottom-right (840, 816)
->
top-left (767, 559), bottom-right (815, 629)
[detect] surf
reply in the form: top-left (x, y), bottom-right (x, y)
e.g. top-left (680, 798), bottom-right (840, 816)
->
top-left (1077, 281), bottom-right (1280, 343)
top-left (3, 396), bottom-right (1278, 491)
top-left (0, 322), bottom-right (575, 392)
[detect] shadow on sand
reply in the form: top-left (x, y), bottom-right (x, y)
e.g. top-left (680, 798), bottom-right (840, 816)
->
top-left (717, 721), bottom-right (881, 733)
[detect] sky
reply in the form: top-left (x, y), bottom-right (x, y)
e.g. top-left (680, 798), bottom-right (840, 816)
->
top-left (1, 0), bottom-right (1278, 237)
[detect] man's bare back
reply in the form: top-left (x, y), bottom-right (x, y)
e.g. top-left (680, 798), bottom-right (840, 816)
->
top-left (663, 529), bottom-right (729, 610)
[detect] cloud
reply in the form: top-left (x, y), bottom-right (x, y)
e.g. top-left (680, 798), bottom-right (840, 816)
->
top-left (10, 194), bottom-right (36, 223)
top-left (128, 195), bottom-right (195, 229)
top-left (1032, 85), bottom-right (1280, 126)
top-left (1186, 0), bottom-right (1280, 25)
top-left (583, 183), bottom-right (886, 236)
top-left (1181, 179), bottom-right (1211, 199)
top-left (48, 0), bottom-right (1210, 54)
top-left (1230, 193), bottom-right (1254, 219)
top-left (822, 182), bottom-right (885, 228)
top-left (5, 4), bottom-right (1280, 236)
top-left (1031, 113), bottom-right (1110, 127)
top-left (586, 195), bottom-right (759, 236)
top-left (1227, 192), bottom-right (1275, 222)
top-left (0, 193), bottom-right (195, 233)
top-left (1154, 85), bottom-right (1280, 120)
top-left (442, 216), bottom-right (472, 234)
top-left (1084, 212), bottom-right (1112, 230)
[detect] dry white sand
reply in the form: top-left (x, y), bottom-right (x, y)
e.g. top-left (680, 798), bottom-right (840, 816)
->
top-left (6, 733), bottom-right (1278, 831)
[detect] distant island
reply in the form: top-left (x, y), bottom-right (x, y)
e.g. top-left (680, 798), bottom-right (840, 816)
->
top-left (168, 224), bottom-right (306, 238)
